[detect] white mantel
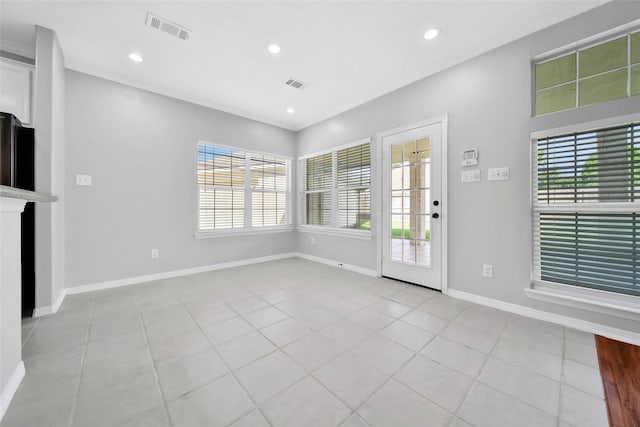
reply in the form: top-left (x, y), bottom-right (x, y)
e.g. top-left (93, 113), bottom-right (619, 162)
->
top-left (0, 187), bottom-right (56, 421)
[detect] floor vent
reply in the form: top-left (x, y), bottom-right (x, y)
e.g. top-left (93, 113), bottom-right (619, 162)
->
top-left (285, 77), bottom-right (309, 90)
top-left (145, 12), bottom-right (191, 41)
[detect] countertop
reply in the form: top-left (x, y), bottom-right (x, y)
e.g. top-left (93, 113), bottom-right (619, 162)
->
top-left (0, 185), bottom-right (58, 202)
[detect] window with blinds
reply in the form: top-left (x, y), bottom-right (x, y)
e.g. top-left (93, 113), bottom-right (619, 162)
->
top-left (299, 140), bottom-right (371, 233)
top-left (197, 142), bottom-right (290, 232)
top-left (533, 122), bottom-right (640, 297)
top-left (534, 28), bottom-right (640, 116)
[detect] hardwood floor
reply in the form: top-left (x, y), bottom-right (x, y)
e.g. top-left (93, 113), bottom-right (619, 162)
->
top-left (595, 336), bottom-right (640, 427)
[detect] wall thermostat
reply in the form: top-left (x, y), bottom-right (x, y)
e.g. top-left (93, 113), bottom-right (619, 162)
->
top-left (461, 148), bottom-right (478, 167)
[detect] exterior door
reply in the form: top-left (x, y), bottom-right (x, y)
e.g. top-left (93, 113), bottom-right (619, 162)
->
top-left (381, 122), bottom-right (442, 289)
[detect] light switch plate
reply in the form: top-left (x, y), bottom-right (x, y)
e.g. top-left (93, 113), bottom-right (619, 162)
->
top-left (76, 174), bottom-right (92, 186)
top-left (461, 169), bottom-right (480, 183)
top-left (488, 167), bottom-right (510, 181)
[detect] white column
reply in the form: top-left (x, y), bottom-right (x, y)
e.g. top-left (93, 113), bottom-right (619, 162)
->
top-left (0, 197), bottom-right (27, 421)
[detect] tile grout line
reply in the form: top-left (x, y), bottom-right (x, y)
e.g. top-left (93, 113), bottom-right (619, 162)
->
top-left (135, 287), bottom-right (176, 427)
top-left (450, 309), bottom-right (513, 425)
top-left (66, 293), bottom-right (97, 427)
top-left (314, 293), bottom-right (467, 425)
top-left (171, 281), bottom-right (277, 427)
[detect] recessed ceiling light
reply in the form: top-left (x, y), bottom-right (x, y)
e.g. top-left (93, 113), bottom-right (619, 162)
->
top-left (268, 44), bottom-right (281, 54)
top-left (286, 107), bottom-right (295, 114)
top-left (128, 52), bottom-right (143, 63)
top-left (423, 28), bottom-right (439, 40)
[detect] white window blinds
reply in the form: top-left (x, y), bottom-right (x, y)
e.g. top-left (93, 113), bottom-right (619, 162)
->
top-left (533, 122), bottom-right (640, 297)
top-left (299, 141), bottom-right (371, 232)
top-left (197, 142), bottom-right (290, 232)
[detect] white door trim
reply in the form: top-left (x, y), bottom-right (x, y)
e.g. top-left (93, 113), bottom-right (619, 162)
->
top-left (375, 115), bottom-right (448, 294)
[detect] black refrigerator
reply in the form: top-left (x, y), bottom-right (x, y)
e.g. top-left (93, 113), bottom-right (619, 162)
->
top-left (0, 112), bottom-right (36, 318)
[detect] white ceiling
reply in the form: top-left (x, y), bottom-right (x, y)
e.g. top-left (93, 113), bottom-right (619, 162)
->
top-left (1, 1), bottom-right (606, 131)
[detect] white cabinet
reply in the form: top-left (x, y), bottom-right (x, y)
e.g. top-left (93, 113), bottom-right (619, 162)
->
top-left (0, 58), bottom-right (33, 125)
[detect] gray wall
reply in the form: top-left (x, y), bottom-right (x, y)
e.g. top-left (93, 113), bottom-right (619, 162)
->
top-left (64, 70), bottom-right (296, 288)
top-left (34, 26), bottom-right (66, 309)
top-left (295, 2), bottom-right (640, 330)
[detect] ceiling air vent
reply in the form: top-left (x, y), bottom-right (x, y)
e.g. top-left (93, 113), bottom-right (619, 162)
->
top-left (145, 12), bottom-right (191, 41)
top-left (285, 77), bottom-right (308, 90)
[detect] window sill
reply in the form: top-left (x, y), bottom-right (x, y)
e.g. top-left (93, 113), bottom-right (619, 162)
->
top-left (195, 226), bottom-right (293, 239)
top-left (297, 226), bottom-right (372, 240)
top-left (525, 280), bottom-right (640, 321)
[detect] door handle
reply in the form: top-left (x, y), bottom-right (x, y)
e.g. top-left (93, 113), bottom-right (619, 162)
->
top-left (432, 213), bottom-right (439, 219)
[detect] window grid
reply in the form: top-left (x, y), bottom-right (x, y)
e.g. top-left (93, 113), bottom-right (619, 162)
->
top-left (534, 28), bottom-right (640, 116)
top-left (533, 122), bottom-right (640, 297)
top-left (197, 143), bottom-right (290, 232)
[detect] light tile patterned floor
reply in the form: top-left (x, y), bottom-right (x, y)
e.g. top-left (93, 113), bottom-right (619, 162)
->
top-left (5, 258), bottom-right (608, 427)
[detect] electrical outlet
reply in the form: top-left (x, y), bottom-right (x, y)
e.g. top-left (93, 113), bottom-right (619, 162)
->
top-left (151, 249), bottom-right (159, 259)
top-left (482, 264), bottom-right (493, 278)
top-left (311, 237), bottom-right (316, 245)
top-left (487, 167), bottom-right (510, 181)
top-left (76, 174), bottom-right (92, 186)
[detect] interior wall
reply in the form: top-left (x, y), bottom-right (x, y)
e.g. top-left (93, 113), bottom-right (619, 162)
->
top-left (64, 70), bottom-right (296, 289)
top-left (34, 26), bottom-right (65, 309)
top-left (294, 2), bottom-right (640, 331)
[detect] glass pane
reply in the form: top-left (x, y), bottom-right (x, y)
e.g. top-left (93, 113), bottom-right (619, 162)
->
top-left (338, 188), bottom-right (371, 229)
top-left (403, 141), bottom-right (416, 166)
top-left (251, 155), bottom-right (287, 191)
top-left (306, 192), bottom-right (331, 226)
top-left (199, 189), bottom-right (244, 229)
top-left (391, 166), bottom-right (403, 190)
top-left (416, 138), bottom-right (431, 162)
top-left (403, 241), bottom-right (416, 263)
top-left (536, 82), bottom-right (576, 115)
top-left (306, 153), bottom-right (332, 190)
top-left (539, 212), bottom-right (640, 297)
top-left (631, 64), bottom-right (640, 97)
top-left (391, 190), bottom-right (404, 214)
top-left (337, 143), bottom-right (371, 187)
top-left (535, 53), bottom-right (576, 90)
top-left (414, 163), bottom-right (431, 189)
top-left (579, 36), bottom-right (627, 78)
top-left (391, 214), bottom-right (405, 238)
top-left (579, 68), bottom-right (628, 107)
top-left (391, 145), bottom-right (403, 167)
top-left (252, 191), bottom-right (286, 227)
top-left (632, 31), bottom-right (640, 65)
top-left (402, 165), bottom-right (411, 189)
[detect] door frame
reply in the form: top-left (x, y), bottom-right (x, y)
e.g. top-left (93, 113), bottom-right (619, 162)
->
top-left (375, 115), bottom-right (448, 294)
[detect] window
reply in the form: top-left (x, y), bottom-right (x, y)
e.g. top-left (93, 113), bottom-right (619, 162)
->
top-left (532, 122), bottom-right (639, 297)
top-left (197, 142), bottom-right (291, 234)
top-left (299, 139), bottom-right (371, 235)
top-left (534, 28), bottom-right (640, 116)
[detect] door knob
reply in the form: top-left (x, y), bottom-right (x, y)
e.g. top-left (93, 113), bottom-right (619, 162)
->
top-left (432, 213), bottom-right (439, 219)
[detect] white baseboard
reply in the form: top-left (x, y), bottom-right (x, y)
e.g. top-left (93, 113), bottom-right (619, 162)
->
top-left (0, 361), bottom-right (25, 422)
top-left (447, 289), bottom-right (640, 346)
top-left (293, 252), bottom-right (378, 277)
top-left (65, 252), bottom-right (297, 295)
top-left (32, 290), bottom-right (65, 317)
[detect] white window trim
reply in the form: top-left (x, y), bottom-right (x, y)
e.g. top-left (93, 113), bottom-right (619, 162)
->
top-left (196, 140), bottom-right (293, 236)
top-left (298, 137), bottom-right (372, 238)
top-left (528, 113), bottom-right (640, 320)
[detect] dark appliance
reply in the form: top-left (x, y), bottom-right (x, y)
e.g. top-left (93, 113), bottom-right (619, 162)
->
top-left (1, 112), bottom-right (36, 317)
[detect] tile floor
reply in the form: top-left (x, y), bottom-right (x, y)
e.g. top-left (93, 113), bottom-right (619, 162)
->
top-left (4, 258), bottom-right (608, 427)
